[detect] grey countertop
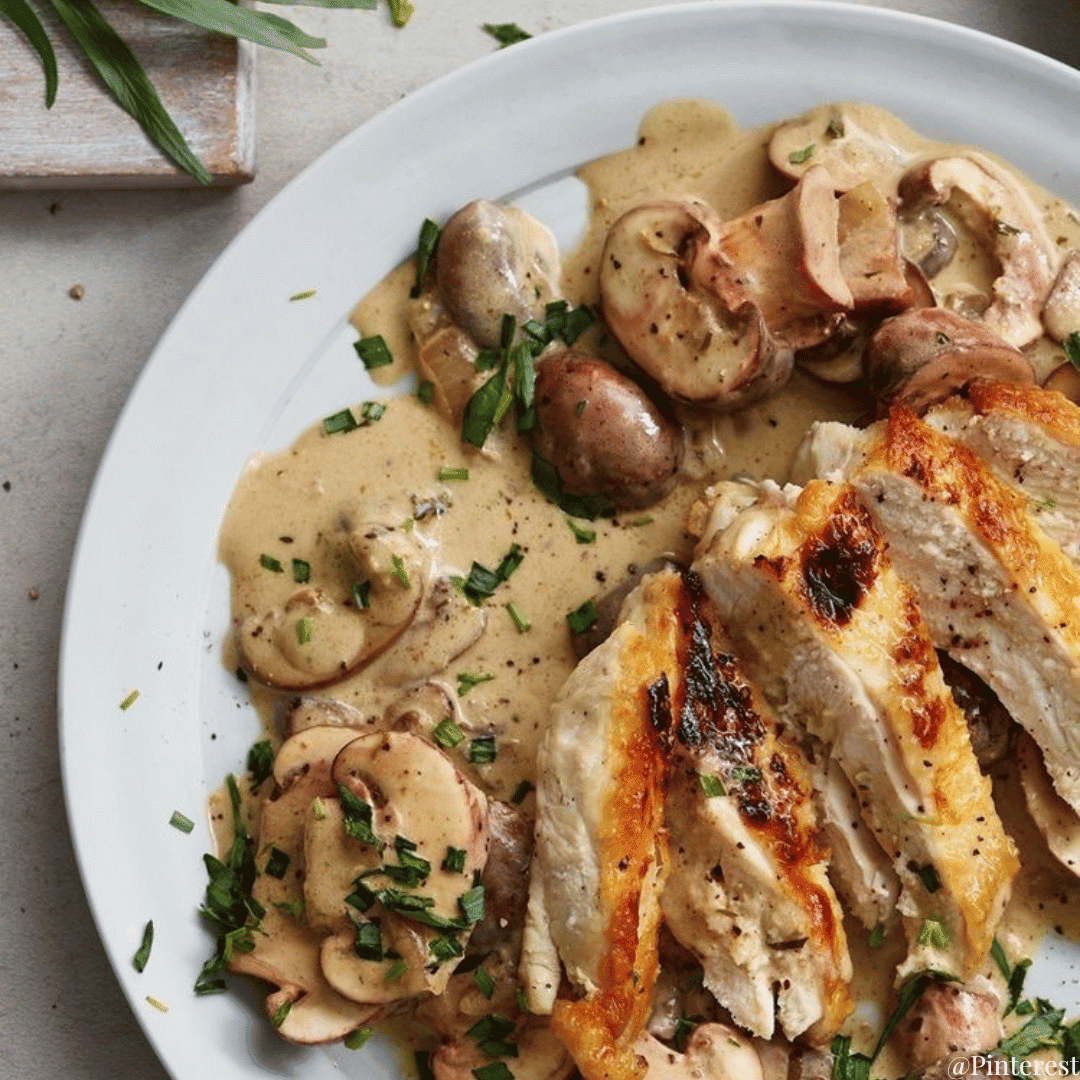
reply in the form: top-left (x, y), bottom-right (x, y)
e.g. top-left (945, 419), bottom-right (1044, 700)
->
top-left (0, 1), bottom-right (1076, 1076)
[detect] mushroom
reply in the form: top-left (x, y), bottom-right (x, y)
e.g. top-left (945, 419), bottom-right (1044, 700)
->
top-left (836, 180), bottom-right (911, 311)
top-left (226, 726), bottom-right (380, 1044)
top-left (768, 103), bottom-right (912, 193)
top-left (410, 295), bottom-right (487, 426)
top-left (903, 206), bottom-right (959, 280)
top-left (1042, 249), bottom-right (1080, 343)
top-left (863, 308), bottom-right (1035, 413)
top-left (435, 200), bottom-right (562, 350)
top-left (634, 1024), bottom-right (765, 1080)
top-left (898, 154), bottom-right (1059, 348)
top-left (529, 350), bottom-right (683, 510)
top-left (893, 981), bottom-right (1002, 1074)
top-left (1045, 359), bottom-right (1080, 405)
top-left (432, 1020), bottom-right (575, 1080)
top-left (236, 523), bottom-right (428, 690)
top-left (283, 695), bottom-right (382, 738)
top-left (303, 730), bottom-right (490, 1005)
top-left (936, 652), bottom-right (1013, 770)
top-left (598, 198), bottom-right (792, 409)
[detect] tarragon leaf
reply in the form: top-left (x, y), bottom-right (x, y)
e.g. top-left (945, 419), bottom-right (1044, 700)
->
top-left (43, 0), bottom-right (212, 183)
top-left (1, 0), bottom-right (59, 106)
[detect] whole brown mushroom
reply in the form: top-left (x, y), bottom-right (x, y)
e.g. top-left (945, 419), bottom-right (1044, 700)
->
top-left (530, 350), bottom-right (683, 511)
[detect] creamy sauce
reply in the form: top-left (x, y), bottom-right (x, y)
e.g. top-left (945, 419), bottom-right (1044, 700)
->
top-left (218, 99), bottom-right (1080, 1076)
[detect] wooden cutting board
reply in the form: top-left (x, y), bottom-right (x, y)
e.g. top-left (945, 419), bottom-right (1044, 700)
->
top-left (0, 0), bottom-right (255, 188)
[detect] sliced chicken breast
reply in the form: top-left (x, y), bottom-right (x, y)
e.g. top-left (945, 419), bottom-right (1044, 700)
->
top-left (693, 479), bottom-right (1018, 983)
top-left (925, 380), bottom-right (1080, 566)
top-left (811, 407), bottom-right (1080, 816)
top-left (642, 568), bottom-right (852, 1044)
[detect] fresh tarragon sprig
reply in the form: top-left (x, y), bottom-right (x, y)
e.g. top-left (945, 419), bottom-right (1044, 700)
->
top-left (0, 0), bottom-right (412, 184)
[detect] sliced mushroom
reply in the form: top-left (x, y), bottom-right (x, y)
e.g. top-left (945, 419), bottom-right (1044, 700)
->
top-left (599, 198), bottom-right (791, 409)
top-left (303, 730), bottom-right (490, 1005)
top-left (903, 206), bottom-right (959, 280)
top-left (530, 350), bottom-right (683, 510)
top-left (435, 200), bottom-right (562, 350)
top-left (836, 180), bottom-right (911, 310)
top-left (1042, 249), bottom-right (1080, 343)
top-left (898, 154), bottom-right (1059, 348)
top-left (433, 1020), bottom-right (575, 1080)
top-left (283, 696), bottom-right (383, 738)
top-left (893, 981), bottom-right (1002, 1074)
top-left (409, 294), bottom-right (487, 426)
top-left (226, 726), bottom-right (379, 1044)
top-left (768, 103), bottom-right (912, 192)
top-left (937, 652), bottom-right (1013, 770)
top-left (706, 166), bottom-right (854, 350)
top-left (1045, 359), bottom-right (1080, 404)
top-left (237, 524), bottom-right (428, 690)
top-left (863, 308), bottom-right (1035, 413)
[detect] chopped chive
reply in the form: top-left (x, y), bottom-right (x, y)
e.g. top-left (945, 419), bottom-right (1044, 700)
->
top-left (1065, 331), bottom-right (1080, 370)
top-left (467, 735), bottom-right (497, 763)
top-left (344, 1026), bottom-right (375, 1050)
top-left (566, 599), bottom-right (599, 635)
top-left (322, 408), bottom-right (358, 435)
top-left (259, 552), bottom-right (283, 572)
top-left (133, 920), bottom-right (154, 972)
top-left (458, 885), bottom-right (485, 925)
top-left (390, 554), bottom-right (412, 589)
top-left (473, 1063), bottom-right (514, 1080)
top-left (788, 144), bottom-right (815, 165)
top-left (273, 899), bottom-right (305, 922)
top-left (169, 810), bottom-right (194, 834)
top-left (353, 919), bottom-right (384, 961)
top-left (295, 616), bottom-right (313, 645)
top-left (916, 864), bottom-right (942, 893)
top-left (352, 581), bottom-right (371, 609)
top-left (360, 400), bottom-right (386, 423)
top-left (698, 773), bottom-right (726, 798)
top-left (516, 987), bottom-right (529, 1014)
top-left (917, 918), bottom-right (949, 949)
top-left (265, 847), bottom-right (290, 880)
top-left (384, 958), bottom-right (409, 983)
top-left (387, 0), bottom-right (414, 29)
top-left (505, 600), bottom-right (530, 633)
top-left (145, 996), bottom-right (169, 1013)
top-left (430, 934), bottom-right (465, 962)
top-left (411, 218), bottom-right (442, 297)
top-left (483, 21), bottom-right (531, 46)
top-left (417, 380), bottom-right (435, 404)
top-left (312, 796), bottom-right (326, 821)
top-left (291, 558), bottom-right (311, 584)
top-left (868, 922), bottom-right (885, 948)
top-left (247, 739), bottom-right (275, 788)
top-left (438, 466), bottom-right (470, 482)
top-left (338, 785), bottom-right (384, 850)
top-left (991, 937), bottom-right (1011, 981)
top-left (442, 846), bottom-right (467, 873)
top-left (457, 671), bottom-right (495, 697)
top-left (270, 998), bottom-right (293, 1028)
top-left (432, 717), bottom-right (466, 749)
top-left (510, 780), bottom-right (533, 805)
top-left (473, 966), bottom-right (496, 998)
top-left (630, 515), bottom-right (654, 527)
top-left (566, 517), bottom-right (596, 544)
top-left (119, 689), bottom-right (140, 711)
top-left (354, 334), bottom-right (394, 370)
top-left (289, 289), bottom-right (316, 301)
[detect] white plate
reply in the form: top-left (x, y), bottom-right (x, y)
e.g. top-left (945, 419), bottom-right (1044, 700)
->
top-left (60, 3), bottom-right (1080, 1078)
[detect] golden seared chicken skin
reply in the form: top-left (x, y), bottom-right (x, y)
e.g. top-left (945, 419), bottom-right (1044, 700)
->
top-left (693, 479), bottom-right (1019, 984)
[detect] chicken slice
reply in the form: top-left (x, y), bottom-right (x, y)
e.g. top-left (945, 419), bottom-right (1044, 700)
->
top-left (1016, 733), bottom-right (1080, 877)
top-left (693, 479), bottom-right (1018, 984)
top-left (925, 380), bottom-right (1080, 566)
top-left (521, 580), bottom-right (672, 1080)
top-left (638, 568), bottom-right (852, 1043)
top-left (813, 406), bottom-right (1080, 815)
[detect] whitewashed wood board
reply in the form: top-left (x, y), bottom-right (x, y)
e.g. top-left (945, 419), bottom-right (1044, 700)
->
top-left (0, 0), bottom-right (255, 188)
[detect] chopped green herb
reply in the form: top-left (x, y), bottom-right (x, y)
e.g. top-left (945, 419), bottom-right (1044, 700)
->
top-left (516, 986), bottom-right (529, 1014)
top-left (295, 615), bottom-right (313, 645)
top-left (169, 810), bottom-right (194, 834)
top-left (672, 1014), bottom-right (704, 1053)
top-left (438, 466), bottom-right (470, 482)
top-left (289, 289), bottom-right (316, 301)
top-left (994, 219), bottom-right (1021, 236)
top-left (935, 331), bottom-right (951, 346)
top-left (829, 1034), bottom-right (871, 1080)
top-left (387, 0), bottom-right (413, 29)
top-left (473, 966), bottom-right (496, 998)
top-left (698, 773), bottom-right (726, 798)
top-left (270, 998), bottom-right (293, 1028)
top-left (352, 580), bottom-right (371, 609)
top-left (505, 600), bottom-right (531, 633)
top-left (384, 958), bottom-right (410, 983)
top-left (483, 21), bottom-right (531, 46)
top-left (993, 1000), bottom-right (1065, 1062)
top-left (312, 796), bottom-right (326, 821)
top-left (473, 1064), bottom-right (514, 1080)
top-left (917, 918), bottom-right (949, 949)
top-left (344, 1026), bottom-right (375, 1050)
top-left (354, 334), bottom-right (394, 370)
top-left (133, 920), bottom-right (154, 973)
top-left (291, 558), bottom-right (311, 583)
top-left (145, 995), bottom-right (169, 1013)
top-left (916, 863), bottom-right (942, 893)
top-left (411, 218), bottom-right (442, 297)
top-left (788, 143), bottom-right (814, 165)
top-left (273, 899), bottom-right (305, 922)
top-left (442, 846), bottom-right (467, 874)
top-left (1004, 957), bottom-right (1033, 1017)
top-left (1065, 331), bottom-right (1080, 370)
top-left (630, 515), bottom-right (654, 527)
top-left (467, 735), bottom-right (497, 763)
top-left (566, 598), bottom-right (600, 635)
top-left (825, 114), bottom-right (846, 139)
top-left (361, 400), bottom-right (387, 423)
top-left (566, 517), bottom-right (596, 544)
top-left (264, 847), bottom-right (290, 879)
top-left (457, 671), bottom-right (495, 697)
top-left (119, 689), bottom-right (140, 710)
top-left (353, 918), bottom-right (384, 961)
top-left (510, 780), bottom-right (533, 805)
top-left (247, 739), bottom-right (275, 788)
top-left (389, 554), bottom-right (412, 589)
top-left (458, 884), bottom-right (485, 925)
top-left (729, 766), bottom-right (762, 784)
top-left (338, 785), bottom-right (385, 850)
top-left (417, 379), bottom-right (435, 404)
top-left (433, 717), bottom-right (466, 749)
top-left (868, 922), bottom-right (885, 949)
top-left (322, 408), bottom-right (359, 435)
top-left (430, 934), bottom-right (465, 962)
top-left (991, 937), bottom-right (1011, 981)
top-left (531, 452), bottom-right (616, 520)
top-left (468, 1015), bottom-right (517, 1044)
